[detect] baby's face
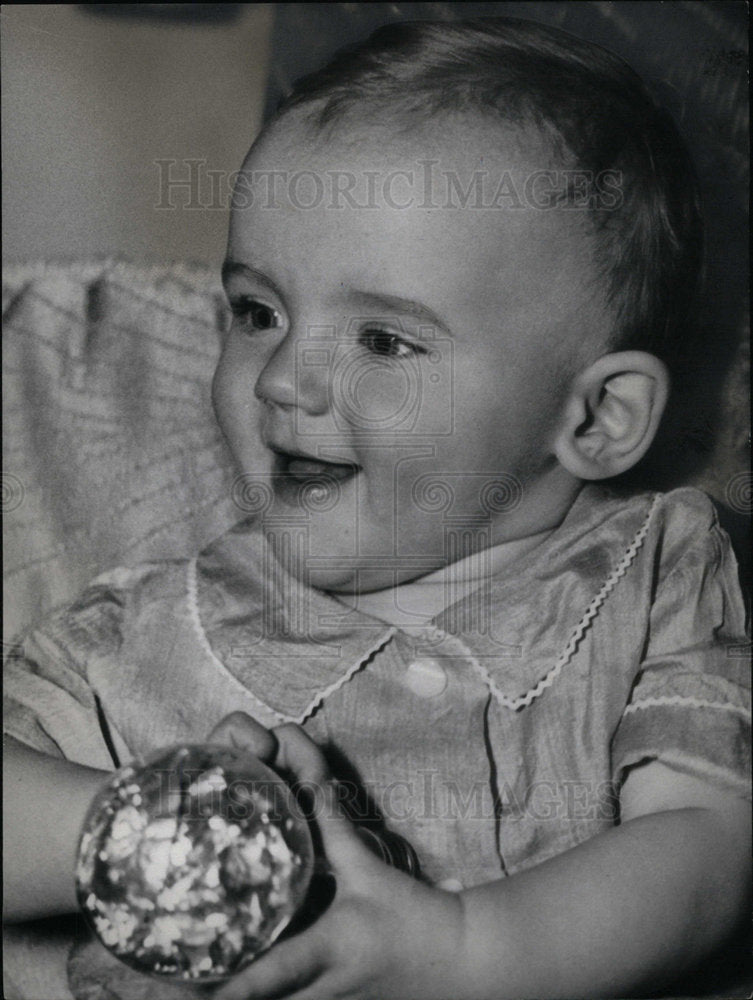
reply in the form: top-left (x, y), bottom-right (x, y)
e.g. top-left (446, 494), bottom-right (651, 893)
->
top-left (214, 114), bottom-right (608, 591)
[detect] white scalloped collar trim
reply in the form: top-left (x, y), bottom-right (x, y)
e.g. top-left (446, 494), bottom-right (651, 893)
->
top-left (189, 488), bottom-right (665, 719)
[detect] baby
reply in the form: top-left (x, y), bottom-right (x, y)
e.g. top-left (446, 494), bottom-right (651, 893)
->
top-left (4, 16), bottom-right (750, 1000)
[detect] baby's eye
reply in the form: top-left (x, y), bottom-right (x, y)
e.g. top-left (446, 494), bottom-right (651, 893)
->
top-left (230, 298), bottom-right (282, 332)
top-left (360, 328), bottom-right (425, 359)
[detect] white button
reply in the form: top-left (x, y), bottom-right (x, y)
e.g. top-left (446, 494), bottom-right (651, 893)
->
top-left (405, 658), bottom-right (447, 698)
top-left (437, 878), bottom-right (464, 892)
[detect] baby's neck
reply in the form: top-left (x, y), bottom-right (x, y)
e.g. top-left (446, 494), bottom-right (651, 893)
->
top-left (331, 527), bottom-right (553, 626)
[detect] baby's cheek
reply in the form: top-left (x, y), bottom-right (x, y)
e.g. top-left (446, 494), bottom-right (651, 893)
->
top-left (212, 351), bottom-right (264, 461)
top-left (211, 351), bottom-right (237, 427)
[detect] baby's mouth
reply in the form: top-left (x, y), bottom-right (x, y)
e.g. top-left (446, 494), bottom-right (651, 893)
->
top-left (271, 447), bottom-right (360, 484)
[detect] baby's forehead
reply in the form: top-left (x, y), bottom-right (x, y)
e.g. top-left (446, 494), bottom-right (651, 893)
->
top-left (234, 113), bottom-right (595, 303)
top-left (232, 109), bottom-right (596, 301)
top-left (231, 121), bottom-right (603, 347)
top-left (244, 106), bottom-right (568, 186)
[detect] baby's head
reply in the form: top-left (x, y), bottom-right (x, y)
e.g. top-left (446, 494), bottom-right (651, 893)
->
top-left (214, 17), bottom-right (702, 591)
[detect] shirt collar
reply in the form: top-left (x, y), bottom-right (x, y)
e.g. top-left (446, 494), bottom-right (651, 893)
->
top-left (194, 485), bottom-right (659, 719)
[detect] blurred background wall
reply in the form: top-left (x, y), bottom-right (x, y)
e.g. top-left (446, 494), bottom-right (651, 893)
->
top-left (1, 4), bottom-right (273, 269)
top-left (2, 2), bottom-right (746, 280)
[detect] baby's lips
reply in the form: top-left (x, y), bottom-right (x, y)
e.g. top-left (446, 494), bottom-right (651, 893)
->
top-left (285, 456), bottom-right (359, 482)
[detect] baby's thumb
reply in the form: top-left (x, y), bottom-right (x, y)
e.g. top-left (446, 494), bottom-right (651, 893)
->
top-left (272, 724), bottom-right (378, 880)
top-left (206, 711), bottom-right (278, 762)
top-left (208, 718), bottom-right (366, 869)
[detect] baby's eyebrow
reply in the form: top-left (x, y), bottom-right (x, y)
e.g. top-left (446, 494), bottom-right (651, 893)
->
top-left (347, 289), bottom-right (453, 336)
top-left (221, 260), bottom-right (280, 297)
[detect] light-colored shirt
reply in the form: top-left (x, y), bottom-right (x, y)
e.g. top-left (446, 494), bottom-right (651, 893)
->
top-left (4, 485), bottom-right (750, 890)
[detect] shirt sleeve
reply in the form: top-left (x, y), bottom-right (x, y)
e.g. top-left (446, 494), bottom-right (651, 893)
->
top-left (611, 503), bottom-right (751, 798)
top-left (3, 567), bottom-right (136, 770)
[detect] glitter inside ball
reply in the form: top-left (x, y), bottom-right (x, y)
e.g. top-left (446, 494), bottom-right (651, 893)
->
top-left (75, 744), bottom-right (314, 983)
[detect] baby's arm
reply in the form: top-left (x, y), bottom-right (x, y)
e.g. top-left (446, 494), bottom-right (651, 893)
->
top-left (216, 719), bottom-right (750, 1000)
top-left (457, 762), bottom-right (750, 998)
top-left (3, 736), bottom-right (109, 921)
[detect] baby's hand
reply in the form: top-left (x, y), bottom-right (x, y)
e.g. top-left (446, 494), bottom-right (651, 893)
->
top-left (208, 714), bottom-right (468, 1000)
top-left (207, 710), bottom-right (280, 759)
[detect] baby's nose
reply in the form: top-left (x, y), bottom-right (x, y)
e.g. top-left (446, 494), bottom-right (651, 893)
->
top-left (254, 328), bottom-right (329, 415)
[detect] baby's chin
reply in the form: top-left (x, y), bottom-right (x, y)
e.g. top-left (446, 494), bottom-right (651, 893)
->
top-left (266, 530), bottom-right (439, 595)
top-left (315, 566), bottom-right (431, 595)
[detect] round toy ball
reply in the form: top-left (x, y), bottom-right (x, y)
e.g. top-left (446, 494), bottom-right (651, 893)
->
top-left (75, 744), bottom-right (314, 983)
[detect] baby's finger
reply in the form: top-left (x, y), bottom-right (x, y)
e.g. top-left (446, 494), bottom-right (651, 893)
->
top-left (270, 723), bottom-right (330, 785)
top-left (207, 711), bottom-right (278, 761)
top-left (271, 725), bottom-right (375, 875)
top-left (214, 929), bottom-right (327, 1000)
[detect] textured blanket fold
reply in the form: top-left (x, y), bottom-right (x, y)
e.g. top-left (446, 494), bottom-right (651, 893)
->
top-left (2, 260), bottom-right (241, 640)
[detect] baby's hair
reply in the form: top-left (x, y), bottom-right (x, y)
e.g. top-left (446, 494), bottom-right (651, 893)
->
top-left (275, 17), bottom-right (703, 365)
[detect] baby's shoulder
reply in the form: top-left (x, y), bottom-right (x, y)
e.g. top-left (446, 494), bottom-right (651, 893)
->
top-left (69, 557), bottom-right (192, 611)
top-left (591, 484), bottom-right (723, 556)
top-left (654, 485), bottom-right (721, 530)
top-left (649, 486), bottom-right (727, 572)
top-left (570, 484), bottom-right (723, 573)
top-left (30, 557), bottom-right (194, 659)
top-left (604, 486), bottom-right (744, 622)
top-left (574, 485), bottom-right (730, 600)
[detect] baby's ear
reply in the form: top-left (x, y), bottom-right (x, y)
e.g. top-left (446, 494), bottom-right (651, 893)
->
top-left (553, 351), bottom-right (669, 480)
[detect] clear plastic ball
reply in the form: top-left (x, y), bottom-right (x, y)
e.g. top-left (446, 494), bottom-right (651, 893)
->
top-left (75, 744), bottom-right (314, 983)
